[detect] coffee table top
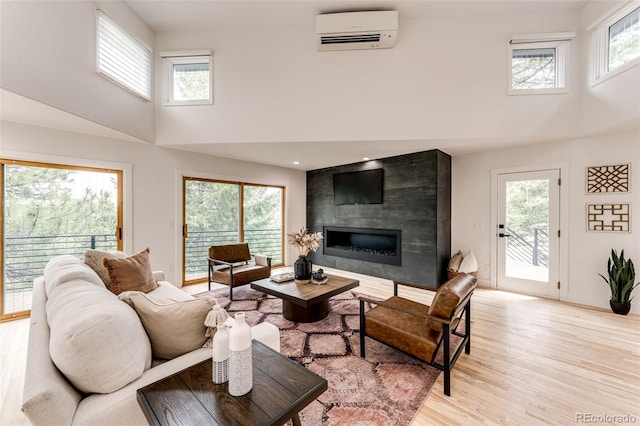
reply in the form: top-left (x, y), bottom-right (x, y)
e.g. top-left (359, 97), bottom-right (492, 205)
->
top-left (137, 340), bottom-right (327, 426)
top-left (251, 274), bottom-right (359, 307)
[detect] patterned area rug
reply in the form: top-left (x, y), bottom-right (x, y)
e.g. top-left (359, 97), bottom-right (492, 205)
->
top-left (195, 286), bottom-right (443, 425)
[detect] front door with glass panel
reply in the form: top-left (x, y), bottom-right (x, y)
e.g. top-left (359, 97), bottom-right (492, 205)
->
top-left (497, 170), bottom-right (560, 299)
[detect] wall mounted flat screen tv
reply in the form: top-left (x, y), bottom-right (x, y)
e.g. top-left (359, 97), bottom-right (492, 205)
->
top-left (333, 168), bottom-right (384, 205)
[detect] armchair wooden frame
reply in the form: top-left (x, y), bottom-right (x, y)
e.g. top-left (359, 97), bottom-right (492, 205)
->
top-left (359, 279), bottom-right (474, 396)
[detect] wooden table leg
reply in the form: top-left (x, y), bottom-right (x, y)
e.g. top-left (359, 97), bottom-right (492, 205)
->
top-left (283, 299), bottom-right (329, 323)
top-left (292, 413), bottom-right (302, 426)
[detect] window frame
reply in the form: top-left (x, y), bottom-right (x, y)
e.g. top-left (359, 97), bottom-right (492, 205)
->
top-left (508, 37), bottom-right (571, 95)
top-left (589, 1), bottom-right (640, 86)
top-left (0, 158), bottom-right (124, 322)
top-left (95, 9), bottom-right (152, 101)
top-left (161, 50), bottom-right (213, 106)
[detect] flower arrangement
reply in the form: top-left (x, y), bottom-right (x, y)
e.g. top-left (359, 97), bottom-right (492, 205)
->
top-left (287, 227), bottom-right (323, 257)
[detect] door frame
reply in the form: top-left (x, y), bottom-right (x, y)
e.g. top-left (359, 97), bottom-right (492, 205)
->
top-left (490, 163), bottom-right (570, 301)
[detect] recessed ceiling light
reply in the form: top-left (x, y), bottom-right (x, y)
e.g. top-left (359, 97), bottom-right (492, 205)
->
top-left (362, 157), bottom-right (370, 161)
top-left (293, 161), bottom-right (300, 165)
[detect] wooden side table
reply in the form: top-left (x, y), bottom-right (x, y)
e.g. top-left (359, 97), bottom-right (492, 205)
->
top-left (137, 340), bottom-right (327, 426)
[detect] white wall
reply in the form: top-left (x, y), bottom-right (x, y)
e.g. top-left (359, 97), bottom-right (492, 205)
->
top-left (153, 9), bottom-right (583, 147)
top-left (0, 121), bottom-right (307, 284)
top-left (0, 1), bottom-right (155, 141)
top-left (452, 129), bottom-right (640, 313)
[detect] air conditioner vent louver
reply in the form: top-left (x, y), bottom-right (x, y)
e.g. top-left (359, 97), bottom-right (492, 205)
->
top-left (316, 11), bottom-right (398, 51)
top-left (321, 34), bottom-right (381, 45)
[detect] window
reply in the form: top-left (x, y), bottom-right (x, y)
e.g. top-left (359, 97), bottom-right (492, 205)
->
top-left (508, 33), bottom-right (574, 94)
top-left (182, 178), bottom-right (284, 285)
top-left (590, 2), bottom-right (640, 84)
top-left (96, 9), bottom-right (152, 100)
top-left (0, 159), bottom-right (123, 321)
top-left (161, 51), bottom-right (213, 105)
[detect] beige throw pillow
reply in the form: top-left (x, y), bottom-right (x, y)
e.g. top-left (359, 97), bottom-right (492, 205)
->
top-left (118, 292), bottom-right (218, 359)
top-left (84, 249), bottom-right (127, 290)
top-left (103, 248), bottom-right (158, 295)
top-left (459, 250), bottom-right (478, 273)
top-left (448, 250), bottom-right (463, 271)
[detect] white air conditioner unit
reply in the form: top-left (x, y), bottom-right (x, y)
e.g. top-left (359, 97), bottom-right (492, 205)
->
top-left (316, 11), bottom-right (398, 51)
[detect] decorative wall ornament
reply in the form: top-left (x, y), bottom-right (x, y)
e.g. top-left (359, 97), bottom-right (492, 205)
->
top-left (586, 203), bottom-right (631, 232)
top-left (586, 164), bottom-right (630, 193)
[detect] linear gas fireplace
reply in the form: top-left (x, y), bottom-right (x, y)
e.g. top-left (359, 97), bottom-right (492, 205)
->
top-left (323, 226), bottom-right (402, 266)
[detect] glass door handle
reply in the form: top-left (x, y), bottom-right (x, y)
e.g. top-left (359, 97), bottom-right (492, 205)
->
top-left (498, 233), bottom-right (511, 237)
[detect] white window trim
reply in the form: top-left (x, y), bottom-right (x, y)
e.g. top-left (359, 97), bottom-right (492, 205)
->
top-left (160, 50), bottom-right (213, 106)
top-left (95, 9), bottom-right (152, 101)
top-left (508, 34), bottom-right (574, 96)
top-left (588, 1), bottom-right (640, 87)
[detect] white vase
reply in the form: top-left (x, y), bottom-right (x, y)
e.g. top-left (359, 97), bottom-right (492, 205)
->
top-left (212, 324), bottom-right (229, 384)
top-left (228, 312), bottom-right (252, 396)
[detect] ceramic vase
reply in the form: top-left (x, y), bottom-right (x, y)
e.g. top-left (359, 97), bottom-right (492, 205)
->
top-left (294, 255), bottom-right (312, 284)
top-left (228, 312), bottom-right (252, 396)
top-left (211, 323), bottom-right (229, 384)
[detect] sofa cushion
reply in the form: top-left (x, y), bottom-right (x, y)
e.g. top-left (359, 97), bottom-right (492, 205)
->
top-left (102, 248), bottom-right (158, 295)
top-left (43, 255), bottom-right (105, 297)
top-left (118, 292), bottom-right (217, 360)
top-left (447, 250), bottom-right (463, 271)
top-left (46, 279), bottom-right (152, 394)
top-left (84, 249), bottom-right (127, 290)
top-left (459, 250), bottom-right (478, 273)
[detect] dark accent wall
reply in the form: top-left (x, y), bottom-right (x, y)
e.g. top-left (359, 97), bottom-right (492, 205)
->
top-left (306, 149), bottom-right (451, 288)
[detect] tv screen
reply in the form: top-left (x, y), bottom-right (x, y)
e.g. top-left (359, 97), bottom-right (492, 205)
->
top-left (333, 169), bottom-right (384, 205)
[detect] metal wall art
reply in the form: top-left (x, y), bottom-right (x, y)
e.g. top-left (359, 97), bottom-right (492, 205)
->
top-left (586, 203), bottom-right (631, 232)
top-left (586, 164), bottom-right (630, 193)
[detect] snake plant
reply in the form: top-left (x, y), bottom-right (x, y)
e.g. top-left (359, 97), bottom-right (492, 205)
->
top-left (599, 249), bottom-right (638, 304)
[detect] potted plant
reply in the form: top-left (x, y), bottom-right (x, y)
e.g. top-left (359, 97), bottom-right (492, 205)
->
top-left (287, 227), bottom-right (323, 284)
top-left (599, 249), bottom-right (638, 315)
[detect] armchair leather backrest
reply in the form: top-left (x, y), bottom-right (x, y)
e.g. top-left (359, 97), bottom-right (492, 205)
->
top-left (427, 273), bottom-right (477, 332)
top-left (209, 243), bottom-right (251, 263)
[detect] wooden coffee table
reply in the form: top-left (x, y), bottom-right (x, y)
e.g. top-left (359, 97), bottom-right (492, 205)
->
top-left (137, 340), bottom-right (327, 426)
top-left (251, 274), bottom-right (359, 323)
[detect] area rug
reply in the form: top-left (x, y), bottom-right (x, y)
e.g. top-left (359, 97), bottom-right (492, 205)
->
top-left (195, 286), bottom-right (448, 425)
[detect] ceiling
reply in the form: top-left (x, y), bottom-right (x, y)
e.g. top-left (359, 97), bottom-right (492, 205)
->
top-left (1, 0), bottom-right (598, 171)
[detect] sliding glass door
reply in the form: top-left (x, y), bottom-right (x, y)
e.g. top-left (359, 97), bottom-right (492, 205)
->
top-left (1, 159), bottom-right (122, 321)
top-left (182, 178), bottom-right (284, 285)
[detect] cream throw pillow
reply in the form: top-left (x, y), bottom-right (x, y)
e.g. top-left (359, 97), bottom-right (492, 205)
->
top-left (459, 250), bottom-right (478, 273)
top-left (448, 250), bottom-right (463, 271)
top-left (84, 249), bottom-right (127, 290)
top-left (118, 292), bottom-right (218, 359)
top-left (103, 248), bottom-right (158, 295)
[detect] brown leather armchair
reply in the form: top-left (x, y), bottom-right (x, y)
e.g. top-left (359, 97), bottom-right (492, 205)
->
top-left (208, 242), bottom-right (272, 300)
top-left (359, 273), bottom-right (477, 396)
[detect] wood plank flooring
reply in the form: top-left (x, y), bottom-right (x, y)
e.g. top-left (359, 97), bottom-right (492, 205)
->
top-left (2, 267), bottom-right (639, 425)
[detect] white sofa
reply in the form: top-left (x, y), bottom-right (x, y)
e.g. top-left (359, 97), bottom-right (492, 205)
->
top-left (22, 255), bottom-right (279, 426)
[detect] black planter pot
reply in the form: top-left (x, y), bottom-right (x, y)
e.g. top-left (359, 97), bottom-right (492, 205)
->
top-left (294, 255), bottom-right (312, 284)
top-left (610, 300), bottom-right (631, 315)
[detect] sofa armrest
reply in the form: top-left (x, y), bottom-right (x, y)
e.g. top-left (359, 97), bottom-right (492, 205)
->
top-left (152, 271), bottom-right (165, 281)
top-left (22, 277), bottom-right (81, 426)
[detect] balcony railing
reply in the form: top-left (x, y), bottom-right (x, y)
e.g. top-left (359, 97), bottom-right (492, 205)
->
top-left (506, 226), bottom-right (549, 267)
top-left (3, 229), bottom-right (283, 294)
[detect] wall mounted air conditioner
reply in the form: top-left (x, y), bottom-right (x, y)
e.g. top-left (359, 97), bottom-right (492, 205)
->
top-left (316, 11), bottom-right (398, 51)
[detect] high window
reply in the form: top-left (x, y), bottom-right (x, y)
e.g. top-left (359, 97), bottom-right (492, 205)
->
top-left (0, 160), bottom-right (123, 321)
top-left (96, 9), bottom-right (152, 100)
top-left (508, 33), bottom-right (574, 94)
top-left (182, 178), bottom-right (284, 285)
top-left (161, 51), bottom-right (213, 105)
top-left (590, 2), bottom-right (640, 84)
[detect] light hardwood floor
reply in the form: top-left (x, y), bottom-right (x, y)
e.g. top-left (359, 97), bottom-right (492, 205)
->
top-left (2, 268), bottom-right (639, 425)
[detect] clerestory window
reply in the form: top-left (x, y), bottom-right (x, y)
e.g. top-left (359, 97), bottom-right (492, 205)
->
top-left (96, 9), bottom-right (152, 100)
top-left (589, 2), bottom-right (640, 85)
top-left (508, 33), bottom-right (574, 95)
top-left (161, 51), bottom-right (213, 106)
